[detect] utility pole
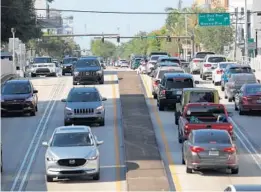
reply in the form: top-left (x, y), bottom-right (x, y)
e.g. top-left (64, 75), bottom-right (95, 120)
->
top-left (244, 0), bottom-right (248, 57)
top-left (185, 13), bottom-right (188, 60)
top-left (178, 0), bottom-right (182, 10)
top-left (11, 28), bottom-right (16, 71)
top-left (234, 7), bottom-right (239, 60)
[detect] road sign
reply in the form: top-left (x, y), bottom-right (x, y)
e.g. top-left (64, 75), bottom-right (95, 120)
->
top-left (248, 42), bottom-right (256, 50)
top-left (198, 13), bottom-right (230, 26)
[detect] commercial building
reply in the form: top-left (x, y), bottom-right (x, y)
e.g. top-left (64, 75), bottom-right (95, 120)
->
top-left (194, 0), bottom-right (229, 9)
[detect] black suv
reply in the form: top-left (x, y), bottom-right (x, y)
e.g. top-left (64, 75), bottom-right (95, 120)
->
top-left (1, 79), bottom-right (38, 116)
top-left (73, 57), bottom-right (105, 85)
top-left (61, 57), bottom-right (78, 75)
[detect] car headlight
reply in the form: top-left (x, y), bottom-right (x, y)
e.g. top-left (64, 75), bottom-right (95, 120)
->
top-left (26, 96), bottom-right (34, 101)
top-left (46, 156), bottom-right (57, 162)
top-left (87, 150), bottom-right (98, 160)
top-left (94, 106), bottom-right (104, 113)
top-left (74, 71), bottom-right (79, 76)
top-left (96, 70), bottom-right (102, 74)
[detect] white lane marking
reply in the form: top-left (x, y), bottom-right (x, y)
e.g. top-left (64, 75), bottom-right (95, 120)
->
top-left (230, 117), bottom-right (261, 161)
top-left (18, 79), bottom-right (67, 191)
top-left (10, 79), bottom-right (64, 191)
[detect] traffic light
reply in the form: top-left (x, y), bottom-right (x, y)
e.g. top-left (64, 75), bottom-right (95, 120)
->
top-left (117, 36), bottom-right (120, 43)
top-left (167, 35), bottom-right (171, 42)
top-left (101, 37), bottom-right (104, 43)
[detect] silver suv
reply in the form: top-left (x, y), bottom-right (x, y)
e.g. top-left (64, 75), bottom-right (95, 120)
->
top-left (62, 87), bottom-right (107, 126)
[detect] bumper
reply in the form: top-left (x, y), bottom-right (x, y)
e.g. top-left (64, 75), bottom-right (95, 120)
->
top-left (1, 102), bottom-right (35, 113)
top-left (64, 114), bottom-right (104, 124)
top-left (241, 104), bottom-right (261, 111)
top-left (202, 71), bottom-right (213, 77)
top-left (73, 75), bottom-right (103, 84)
top-left (159, 97), bottom-right (181, 106)
top-left (189, 161), bottom-right (238, 170)
top-left (32, 72), bottom-right (56, 76)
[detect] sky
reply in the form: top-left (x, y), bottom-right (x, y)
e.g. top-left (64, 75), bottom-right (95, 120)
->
top-left (50, 0), bottom-right (194, 49)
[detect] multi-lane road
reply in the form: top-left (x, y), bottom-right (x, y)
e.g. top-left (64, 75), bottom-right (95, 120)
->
top-left (1, 68), bottom-right (261, 191)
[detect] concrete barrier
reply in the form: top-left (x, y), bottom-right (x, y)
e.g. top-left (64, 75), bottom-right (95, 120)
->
top-left (1, 58), bottom-right (17, 84)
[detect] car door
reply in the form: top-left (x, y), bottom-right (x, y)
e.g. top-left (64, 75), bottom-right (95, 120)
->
top-left (157, 76), bottom-right (166, 97)
top-left (236, 86), bottom-right (244, 107)
top-left (31, 83), bottom-right (38, 104)
top-left (183, 133), bottom-right (193, 160)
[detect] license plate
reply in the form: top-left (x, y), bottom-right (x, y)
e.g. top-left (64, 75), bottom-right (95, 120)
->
top-left (209, 151), bottom-right (219, 156)
top-left (257, 100), bottom-right (261, 103)
top-left (85, 72), bottom-right (89, 75)
top-left (176, 91), bottom-right (182, 95)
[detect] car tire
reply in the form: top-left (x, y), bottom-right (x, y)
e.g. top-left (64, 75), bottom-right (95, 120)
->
top-left (186, 166), bottom-right (193, 173)
top-left (99, 79), bottom-right (104, 84)
top-left (182, 155), bottom-right (185, 165)
top-left (153, 93), bottom-right (157, 99)
top-left (239, 108), bottom-right (245, 115)
top-left (228, 98), bottom-right (233, 102)
top-left (214, 81), bottom-right (219, 86)
top-left (202, 75), bottom-right (206, 80)
top-left (93, 172), bottom-right (100, 180)
top-left (221, 85), bottom-right (224, 91)
top-left (35, 105), bottom-right (38, 112)
top-left (234, 103), bottom-right (238, 111)
top-left (231, 167), bottom-right (239, 174)
top-left (200, 73), bottom-right (202, 78)
top-left (100, 119), bottom-right (105, 126)
top-left (64, 121), bottom-right (71, 126)
top-left (31, 73), bottom-right (36, 78)
top-left (62, 72), bottom-right (65, 76)
top-left (158, 101), bottom-right (164, 111)
top-left (73, 82), bottom-right (77, 85)
top-left (30, 110), bottom-right (36, 116)
top-left (46, 175), bottom-right (54, 182)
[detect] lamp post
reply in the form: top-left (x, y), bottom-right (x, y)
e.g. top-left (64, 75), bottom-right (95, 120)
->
top-left (11, 28), bottom-right (16, 71)
top-left (244, 0), bottom-right (248, 57)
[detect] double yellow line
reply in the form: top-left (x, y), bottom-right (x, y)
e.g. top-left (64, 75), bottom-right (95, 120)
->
top-left (140, 75), bottom-right (182, 192)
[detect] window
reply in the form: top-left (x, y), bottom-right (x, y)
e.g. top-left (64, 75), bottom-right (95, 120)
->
top-left (185, 105), bottom-right (226, 117)
top-left (151, 56), bottom-right (160, 61)
top-left (75, 59), bottom-right (100, 67)
top-left (51, 132), bottom-right (94, 147)
top-left (189, 92), bottom-right (214, 103)
top-left (158, 70), bottom-right (184, 79)
top-left (2, 83), bottom-right (31, 94)
top-left (195, 52), bottom-right (215, 58)
top-left (208, 57), bottom-right (226, 63)
top-left (246, 86), bottom-right (261, 95)
top-left (194, 132), bottom-right (231, 144)
top-left (34, 57), bottom-right (52, 63)
top-left (63, 58), bottom-right (77, 64)
top-left (67, 91), bottom-right (100, 102)
top-left (166, 78), bottom-right (194, 89)
top-left (219, 63), bottom-right (231, 69)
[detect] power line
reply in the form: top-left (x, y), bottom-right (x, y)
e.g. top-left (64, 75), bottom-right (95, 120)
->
top-left (1, 5), bottom-right (260, 15)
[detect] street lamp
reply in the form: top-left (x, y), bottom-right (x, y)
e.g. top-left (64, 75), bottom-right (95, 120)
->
top-left (11, 28), bottom-right (16, 70)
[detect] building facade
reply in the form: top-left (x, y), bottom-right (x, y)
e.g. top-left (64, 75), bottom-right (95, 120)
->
top-left (194, 0), bottom-right (229, 9)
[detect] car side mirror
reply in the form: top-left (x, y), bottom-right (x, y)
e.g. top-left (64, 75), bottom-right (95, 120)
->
top-left (61, 99), bottom-right (66, 102)
top-left (42, 141), bottom-right (48, 146)
top-left (33, 90), bottom-right (38, 93)
top-left (253, 69), bottom-right (256, 72)
top-left (102, 97), bottom-right (107, 101)
top-left (94, 135), bottom-right (104, 146)
top-left (257, 79), bottom-right (260, 83)
top-left (194, 80), bottom-right (199, 84)
top-left (16, 66), bottom-right (20, 70)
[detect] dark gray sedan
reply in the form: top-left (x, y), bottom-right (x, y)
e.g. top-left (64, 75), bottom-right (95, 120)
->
top-left (62, 87), bottom-right (107, 126)
top-left (182, 129), bottom-right (239, 174)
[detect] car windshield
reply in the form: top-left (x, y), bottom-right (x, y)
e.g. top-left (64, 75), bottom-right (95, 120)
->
top-left (34, 57), bottom-right (52, 63)
top-left (195, 52), bottom-right (215, 58)
top-left (160, 59), bottom-right (180, 63)
top-left (208, 57), bottom-right (226, 63)
top-left (67, 91), bottom-right (100, 102)
top-left (151, 56), bottom-right (160, 61)
top-left (2, 83), bottom-right (31, 94)
top-left (189, 92), bottom-right (215, 103)
top-left (185, 105), bottom-right (225, 117)
top-left (166, 78), bottom-right (193, 89)
top-left (75, 59), bottom-right (99, 67)
top-left (246, 86), bottom-right (261, 95)
top-left (159, 70), bottom-right (184, 79)
top-left (51, 132), bottom-right (94, 147)
top-left (219, 63), bottom-right (232, 68)
top-left (194, 132), bottom-right (231, 144)
top-left (63, 58), bottom-right (77, 64)
top-left (229, 67), bottom-right (253, 73)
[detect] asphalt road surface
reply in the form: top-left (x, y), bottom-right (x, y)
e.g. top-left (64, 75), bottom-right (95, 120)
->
top-left (2, 67), bottom-right (261, 191)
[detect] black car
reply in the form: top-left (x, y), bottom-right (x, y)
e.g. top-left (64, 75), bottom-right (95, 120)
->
top-left (73, 57), bottom-right (105, 85)
top-left (157, 73), bottom-right (196, 111)
top-left (1, 79), bottom-right (38, 116)
top-left (61, 57), bottom-right (78, 75)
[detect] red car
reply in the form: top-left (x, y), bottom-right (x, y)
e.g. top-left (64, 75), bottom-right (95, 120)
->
top-left (234, 83), bottom-right (261, 115)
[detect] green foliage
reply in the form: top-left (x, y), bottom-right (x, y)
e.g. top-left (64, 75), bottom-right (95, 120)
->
top-left (90, 40), bottom-right (117, 59)
top-left (118, 6), bottom-right (234, 56)
top-left (1, 0), bottom-right (42, 43)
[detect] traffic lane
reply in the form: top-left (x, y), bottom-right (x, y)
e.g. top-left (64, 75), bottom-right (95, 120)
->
top-left (197, 77), bottom-right (261, 153)
top-left (140, 74), bottom-right (261, 192)
top-left (1, 77), bottom-right (63, 191)
top-left (25, 74), bottom-right (126, 191)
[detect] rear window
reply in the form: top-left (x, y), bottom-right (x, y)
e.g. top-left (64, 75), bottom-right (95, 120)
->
top-left (160, 58), bottom-right (180, 63)
top-left (158, 70), bottom-right (184, 79)
top-left (159, 62), bottom-right (179, 67)
top-left (166, 78), bottom-right (193, 89)
top-left (195, 52), bottom-right (215, 58)
top-left (229, 67), bottom-right (252, 73)
top-left (208, 57), bottom-right (226, 63)
top-left (219, 63), bottom-right (230, 69)
top-left (231, 75), bottom-right (256, 83)
top-left (185, 105), bottom-right (225, 116)
top-left (246, 86), bottom-right (261, 95)
top-left (67, 91), bottom-right (100, 102)
top-left (189, 92), bottom-right (215, 103)
top-left (194, 131), bottom-right (231, 144)
top-left (151, 56), bottom-right (160, 61)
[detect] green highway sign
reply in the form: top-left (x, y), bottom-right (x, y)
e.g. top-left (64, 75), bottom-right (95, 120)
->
top-left (198, 13), bottom-right (230, 26)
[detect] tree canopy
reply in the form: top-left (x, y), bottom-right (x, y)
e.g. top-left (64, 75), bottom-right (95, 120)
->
top-left (117, 6), bottom-right (234, 58)
top-left (90, 40), bottom-right (117, 59)
top-left (1, 0), bottom-right (43, 43)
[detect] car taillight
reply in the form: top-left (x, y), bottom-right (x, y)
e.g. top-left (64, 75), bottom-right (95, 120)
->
top-left (190, 146), bottom-right (205, 153)
top-left (193, 59), bottom-right (199, 63)
top-left (160, 90), bottom-right (166, 95)
top-left (223, 147), bottom-right (236, 153)
top-left (242, 96), bottom-right (251, 104)
top-left (216, 69), bottom-right (223, 74)
top-left (153, 81), bottom-right (159, 86)
top-left (228, 125), bottom-right (233, 134)
top-left (204, 64), bottom-right (211, 67)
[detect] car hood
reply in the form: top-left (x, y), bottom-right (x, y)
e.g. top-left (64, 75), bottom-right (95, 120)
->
top-left (66, 101), bottom-right (102, 109)
top-left (47, 146), bottom-right (96, 159)
top-left (1, 93), bottom-right (32, 100)
top-left (74, 67), bottom-right (101, 72)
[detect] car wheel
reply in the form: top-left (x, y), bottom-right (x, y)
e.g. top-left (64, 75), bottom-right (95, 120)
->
top-left (228, 97), bottom-right (233, 102)
top-left (158, 101), bottom-right (164, 111)
top-left (239, 108), bottom-right (245, 115)
top-left (182, 154), bottom-right (185, 165)
top-left (35, 105), bottom-right (38, 112)
top-left (175, 115), bottom-right (178, 125)
top-left (234, 103), bottom-right (238, 111)
top-left (46, 175), bottom-right (54, 182)
top-left (153, 93), bottom-right (157, 99)
top-left (231, 167), bottom-right (239, 174)
top-left (214, 81), bottom-right (219, 86)
top-left (62, 72), bottom-right (65, 76)
top-left (202, 75), bottom-right (206, 80)
top-left (99, 79), bottom-right (104, 84)
top-left (224, 91), bottom-right (228, 99)
top-left (30, 110), bottom-right (36, 116)
top-left (31, 74), bottom-right (36, 77)
top-left (200, 73), bottom-right (202, 78)
top-left (186, 166), bottom-right (193, 173)
top-left (93, 172), bottom-right (100, 180)
top-left (64, 121), bottom-right (71, 126)
top-left (100, 119), bottom-right (105, 126)
top-left (73, 82), bottom-right (77, 85)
